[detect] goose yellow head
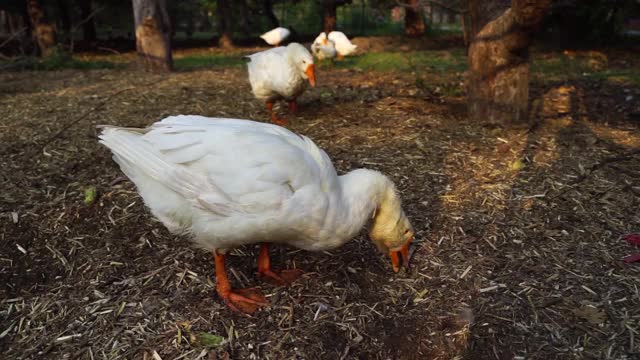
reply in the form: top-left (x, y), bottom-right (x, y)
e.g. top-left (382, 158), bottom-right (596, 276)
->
top-left (368, 184), bottom-right (414, 272)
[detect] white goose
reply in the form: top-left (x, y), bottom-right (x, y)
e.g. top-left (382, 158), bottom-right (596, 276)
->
top-left (311, 32), bottom-right (337, 60)
top-left (260, 27), bottom-right (290, 46)
top-left (99, 115), bottom-right (415, 314)
top-left (246, 43), bottom-right (315, 125)
top-left (328, 31), bottom-right (358, 59)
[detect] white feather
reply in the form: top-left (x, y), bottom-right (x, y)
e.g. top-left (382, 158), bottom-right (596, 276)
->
top-left (246, 43), bottom-right (314, 103)
top-left (328, 31), bottom-right (358, 57)
top-left (99, 116), bottom-right (404, 254)
top-left (260, 27), bottom-right (290, 46)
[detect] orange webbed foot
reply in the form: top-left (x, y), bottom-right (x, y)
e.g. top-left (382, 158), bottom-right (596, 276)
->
top-left (221, 287), bottom-right (267, 315)
top-left (257, 243), bottom-right (303, 286)
top-left (259, 268), bottom-right (304, 286)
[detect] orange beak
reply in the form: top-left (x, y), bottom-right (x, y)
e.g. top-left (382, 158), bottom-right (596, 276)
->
top-left (322, 39), bottom-right (328, 45)
top-left (390, 237), bottom-right (412, 273)
top-left (305, 64), bottom-right (316, 87)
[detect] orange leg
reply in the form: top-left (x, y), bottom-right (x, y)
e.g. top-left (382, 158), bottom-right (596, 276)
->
top-left (337, 52), bottom-right (344, 60)
top-left (266, 102), bottom-right (287, 126)
top-left (214, 251), bottom-right (267, 315)
top-left (257, 243), bottom-right (303, 286)
top-left (288, 99), bottom-right (298, 114)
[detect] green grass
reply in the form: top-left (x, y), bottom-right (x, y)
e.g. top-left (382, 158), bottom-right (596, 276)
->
top-left (173, 54), bottom-right (246, 71)
top-left (532, 54), bottom-right (640, 86)
top-left (333, 50), bottom-right (467, 73)
top-left (1, 49), bottom-right (120, 71)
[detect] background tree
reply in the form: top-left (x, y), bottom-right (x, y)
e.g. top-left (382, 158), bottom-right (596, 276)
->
top-left (466, 0), bottom-right (550, 125)
top-left (404, 0), bottom-right (425, 36)
top-left (321, 0), bottom-right (351, 33)
top-left (76, 0), bottom-right (97, 42)
top-left (132, 0), bottom-right (172, 71)
top-left (26, 0), bottom-right (57, 56)
top-left (216, 0), bottom-right (233, 47)
top-left (55, 0), bottom-right (71, 38)
top-left (262, 0), bottom-right (279, 28)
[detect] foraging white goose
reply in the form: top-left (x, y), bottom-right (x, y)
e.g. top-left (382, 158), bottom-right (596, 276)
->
top-left (260, 27), bottom-right (290, 46)
top-left (327, 31), bottom-right (358, 59)
top-left (99, 115), bottom-right (414, 314)
top-left (246, 43), bottom-right (315, 125)
top-left (311, 32), bottom-right (337, 60)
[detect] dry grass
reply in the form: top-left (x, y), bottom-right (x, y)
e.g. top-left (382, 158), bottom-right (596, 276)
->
top-left (1, 43), bottom-right (639, 360)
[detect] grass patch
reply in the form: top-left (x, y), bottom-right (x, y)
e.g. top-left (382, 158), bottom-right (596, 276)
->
top-left (588, 69), bottom-right (640, 87)
top-left (1, 49), bottom-right (120, 71)
top-left (532, 53), bottom-right (640, 86)
top-left (174, 54), bottom-right (245, 71)
top-left (333, 50), bottom-right (467, 73)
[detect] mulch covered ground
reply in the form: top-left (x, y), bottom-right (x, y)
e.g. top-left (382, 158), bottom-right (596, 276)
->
top-left (1, 42), bottom-right (639, 359)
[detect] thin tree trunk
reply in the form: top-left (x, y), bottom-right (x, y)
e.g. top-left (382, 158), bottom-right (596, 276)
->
top-left (132, 0), bottom-right (172, 72)
top-left (238, 0), bottom-right (252, 36)
top-left (262, 0), bottom-right (279, 29)
top-left (26, 0), bottom-right (57, 57)
top-left (77, 0), bottom-right (97, 42)
top-left (404, 0), bottom-right (425, 37)
top-left (461, 12), bottom-right (470, 46)
top-left (216, 0), bottom-right (233, 48)
top-left (322, 1), bottom-right (338, 34)
top-left (56, 0), bottom-right (71, 37)
top-left (466, 0), bottom-right (550, 124)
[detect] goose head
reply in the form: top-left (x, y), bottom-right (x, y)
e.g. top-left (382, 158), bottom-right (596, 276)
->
top-left (368, 184), bottom-right (415, 272)
top-left (319, 32), bottom-right (329, 45)
top-left (287, 43), bottom-right (315, 87)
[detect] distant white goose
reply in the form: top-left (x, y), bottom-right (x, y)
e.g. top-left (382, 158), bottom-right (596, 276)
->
top-left (311, 32), bottom-right (337, 60)
top-left (245, 43), bottom-right (315, 125)
top-left (99, 115), bottom-right (415, 314)
top-left (260, 27), bottom-right (290, 46)
top-left (328, 31), bottom-right (357, 59)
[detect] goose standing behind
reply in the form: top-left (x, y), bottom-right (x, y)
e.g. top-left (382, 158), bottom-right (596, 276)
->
top-left (327, 31), bottom-right (357, 59)
top-left (99, 115), bottom-right (415, 314)
top-left (311, 32), bottom-right (337, 60)
top-left (260, 27), bottom-right (290, 46)
top-left (246, 43), bottom-right (315, 125)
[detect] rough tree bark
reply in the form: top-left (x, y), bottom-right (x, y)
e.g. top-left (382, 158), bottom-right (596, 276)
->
top-left (262, 0), bottom-right (279, 29)
top-left (26, 0), bottom-right (57, 57)
top-left (467, 0), bottom-right (550, 124)
top-left (132, 0), bottom-right (172, 72)
top-left (216, 0), bottom-right (233, 48)
top-left (404, 0), bottom-right (425, 37)
top-left (322, 0), bottom-right (350, 34)
top-left (77, 0), bottom-right (97, 42)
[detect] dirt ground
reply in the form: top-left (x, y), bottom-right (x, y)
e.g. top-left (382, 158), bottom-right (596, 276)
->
top-left (1, 42), bottom-right (640, 360)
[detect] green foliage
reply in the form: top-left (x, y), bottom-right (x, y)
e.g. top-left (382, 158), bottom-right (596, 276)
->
top-left (196, 332), bottom-right (225, 348)
top-left (334, 50), bottom-right (467, 73)
top-left (544, 0), bottom-right (640, 45)
top-left (174, 54), bottom-right (245, 70)
top-left (0, 46), bottom-right (120, 71)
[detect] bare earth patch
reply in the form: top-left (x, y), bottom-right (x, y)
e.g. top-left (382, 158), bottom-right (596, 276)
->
top-left (1, 50), bottom-right (639, 359)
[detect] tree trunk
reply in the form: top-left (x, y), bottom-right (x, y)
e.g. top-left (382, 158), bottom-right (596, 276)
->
top-left (466, 0), bottom-right (550, 125)
top-left (262, 0), bottom-right (279, 29)
top-left (461, 12), bottom-right (471, 46)
top-left (26, 0), bottom-right (57, 57)
top-left (237, 0), bottom-right (252, 36)
top-left (404, 0), bottom-right (425, 37)
top-left (56, 0), bottom-right (71, 38)
top-left (132, 0), bottom-right (172, 72)
top-left (322, 1), bottom-right (338, 34)
top-left (77, 0), bottom-right (97, 42)
top-left (216, 0), bottom-right (233, 48)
